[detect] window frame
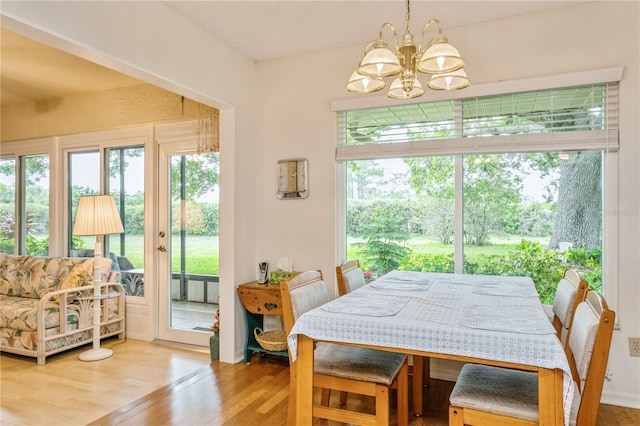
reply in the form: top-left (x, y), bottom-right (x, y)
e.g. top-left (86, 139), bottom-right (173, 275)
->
top-left (60, 127), bottom-right (153, 302)
top-left (0, 138), bottom-right (55, 255)
top-left (334, 68), bottom-right (622, 320)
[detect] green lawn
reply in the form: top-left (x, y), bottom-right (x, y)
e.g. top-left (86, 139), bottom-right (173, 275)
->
top-left (102, 234), bottom-right (220, 275)
top-left (347, 235), bottom-right (551, 268)
top-left (91, 234), bottom-right (549, 277)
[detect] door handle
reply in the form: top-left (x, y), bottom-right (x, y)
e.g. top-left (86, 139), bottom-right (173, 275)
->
top-left (157, 245), bottom-right (167, 252)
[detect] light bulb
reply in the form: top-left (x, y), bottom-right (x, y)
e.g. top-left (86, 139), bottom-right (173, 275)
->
top-left (436, 56), bottom-right (446, 71)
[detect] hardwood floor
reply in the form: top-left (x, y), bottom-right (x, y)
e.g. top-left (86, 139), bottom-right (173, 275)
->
top-left (2, 339), bottom-right (638, 425)
top-left (89, 358), bottom-right (640, 426)
top-left (0, 338), bottom-right (211, 426)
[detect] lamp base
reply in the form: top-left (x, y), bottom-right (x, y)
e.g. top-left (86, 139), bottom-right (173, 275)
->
top-left (79, 347), bottom-right (113, 362)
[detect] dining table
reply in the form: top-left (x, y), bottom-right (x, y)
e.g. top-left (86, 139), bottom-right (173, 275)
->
top-left (287, 270), bottom-right (574, 425)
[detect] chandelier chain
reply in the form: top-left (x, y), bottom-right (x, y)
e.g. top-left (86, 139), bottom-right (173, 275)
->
top-left (405, 0), bottom-right (411, 34)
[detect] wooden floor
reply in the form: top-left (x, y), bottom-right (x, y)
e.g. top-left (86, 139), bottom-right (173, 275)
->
top-left (0, 338), bottom-right (211, 426)
top-left (2, 339), bottom-right (638, 425)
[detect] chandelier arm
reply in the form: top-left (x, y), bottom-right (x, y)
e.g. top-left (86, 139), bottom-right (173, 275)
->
top-left (417, 19), bottom-right (443, 52)
top-left (378, 22), bottom-right (398, 50)
top-left (362, 22), bottom-right (398, 55)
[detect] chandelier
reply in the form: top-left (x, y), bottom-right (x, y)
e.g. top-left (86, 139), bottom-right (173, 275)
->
top-left (346, 0), bottom-right (470, 99)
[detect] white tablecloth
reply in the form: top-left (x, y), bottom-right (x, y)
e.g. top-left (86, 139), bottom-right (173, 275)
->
top-left (288, 270), bottom-right (574, 425)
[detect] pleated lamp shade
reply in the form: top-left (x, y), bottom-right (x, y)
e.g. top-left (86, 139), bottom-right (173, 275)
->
top-left (73, 195), bottom-right (124, 236)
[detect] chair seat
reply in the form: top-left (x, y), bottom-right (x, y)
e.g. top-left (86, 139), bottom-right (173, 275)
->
top-left (450, 364), bottom-right (540, 422)
top-left (315, 342), bottom-right (406, 386)
top-left (450, 364), bottom-right (581, 425)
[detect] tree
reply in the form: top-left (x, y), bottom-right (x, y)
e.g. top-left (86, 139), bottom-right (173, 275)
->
top-left (463, 155), bottom-right (521, 246)
top-left (346, 161), bottom-right (384, 200)
top-left (358, 214), bottom-right (412, 277)
top-left (406, 154), bottom-right (522, 246)
top-left (406, 157), bottom-right (455, 244)
top-left (517, 104), bottom-right (604, 252)
top-left (0, 155), bottom-right (49, 188)
top-left (548, 151), bottom-right (602, 249)
top-left (170, 153), bottom-right (219, 201)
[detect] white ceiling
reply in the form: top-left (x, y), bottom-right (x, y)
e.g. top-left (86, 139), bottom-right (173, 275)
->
top-left (1, 1), bottom-right (584, 106)
top-left (164, 1), bottom-right (583, 62)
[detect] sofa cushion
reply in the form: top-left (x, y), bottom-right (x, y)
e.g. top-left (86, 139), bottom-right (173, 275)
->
top-left (0, 255), bottom-right (112, 299)
top-left (0, 294), bottom-right (79, 331)
top-left (0, 255), bottom-right (51, 298)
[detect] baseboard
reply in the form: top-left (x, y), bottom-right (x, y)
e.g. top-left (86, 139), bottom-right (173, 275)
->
top-left (429, 358), bottom-right (465, 382)
top-left (151, 339), bottom-right (210, 354)
top-left (601, 390), bottom-right (640, 409)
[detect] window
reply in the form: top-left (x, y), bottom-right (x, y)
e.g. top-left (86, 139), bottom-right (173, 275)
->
top-left (169, 152), bottom-right (220, 280)
top-left (106, 146), bottom-right (145, 279)
top-left (339, 80), bottom-right (617, 303)
top-left (68, 150), bottom-right (100, 252)
top-left (0, 154), bottom-right (50, 255)
top-left (67, 146), bottom-right (146, 296)
top-left (0, 158), bottom-right (17, 254)
top-left (23, 155), bottom-right (50, 255)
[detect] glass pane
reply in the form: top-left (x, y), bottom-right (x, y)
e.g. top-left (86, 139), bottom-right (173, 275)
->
top-left (106, 146), bottom-right (145, 296)
top-left (23, 155), bottom-right (50, 255)
top-left (69, 151), bottom-right (100, 253)
top-left (462, 152), bottom-right (602, 303)
top-left (0, 158), bottom-right (16, 254)
top-left (169, 153), bottom-right (219, 330)
top-left (346, 158), bottom-right (454, 280)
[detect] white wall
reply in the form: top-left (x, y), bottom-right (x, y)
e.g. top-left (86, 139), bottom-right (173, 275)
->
top-left (255, 1), bottom-right (639, 407)
top-left (2, 0), bottom-right (639, 407)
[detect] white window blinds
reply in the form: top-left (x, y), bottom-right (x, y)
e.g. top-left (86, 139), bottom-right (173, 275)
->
top-left (336, 76), bottom-right (620, 161)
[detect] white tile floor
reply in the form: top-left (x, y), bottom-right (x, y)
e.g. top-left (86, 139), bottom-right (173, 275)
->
top-left (171, 300), bottom-right (218, 331)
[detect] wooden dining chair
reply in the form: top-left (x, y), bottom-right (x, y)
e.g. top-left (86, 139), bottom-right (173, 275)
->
top-left (448, 289), bottom-right (615, 426)
top-left (543, 269), bottom-right (589, 343)
top-left (281, 270), bottom-right (409, 426)
top-left (336, 259), bottom-right (366, 296)
top-left (336, 259), bottom-right (430, 416)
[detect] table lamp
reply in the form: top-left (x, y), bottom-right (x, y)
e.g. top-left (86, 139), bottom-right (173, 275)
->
top-left (72, 195), bottom-right (124, 361)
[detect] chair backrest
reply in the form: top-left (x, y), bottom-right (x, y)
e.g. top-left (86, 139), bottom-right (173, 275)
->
top-left (335, 259), bottom-right (365, 296)
top-left (564, 289), bottom-right (615, 424)
top-left (552, 269), bottom-right (588, 339)
top-left (280, 270), bottom-right (329, 336)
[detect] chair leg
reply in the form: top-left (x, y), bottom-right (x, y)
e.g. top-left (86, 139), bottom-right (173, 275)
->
top-left (287, 368), bottom-right (297, 426)
top-left (339, 391), bottom-right (348, 406)
top-left (449, 406), bottom-right (464, 426)
top-left (375, 385), bottom-right (390, 426)
top-left (397, 359), bottom-right (409, 426)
